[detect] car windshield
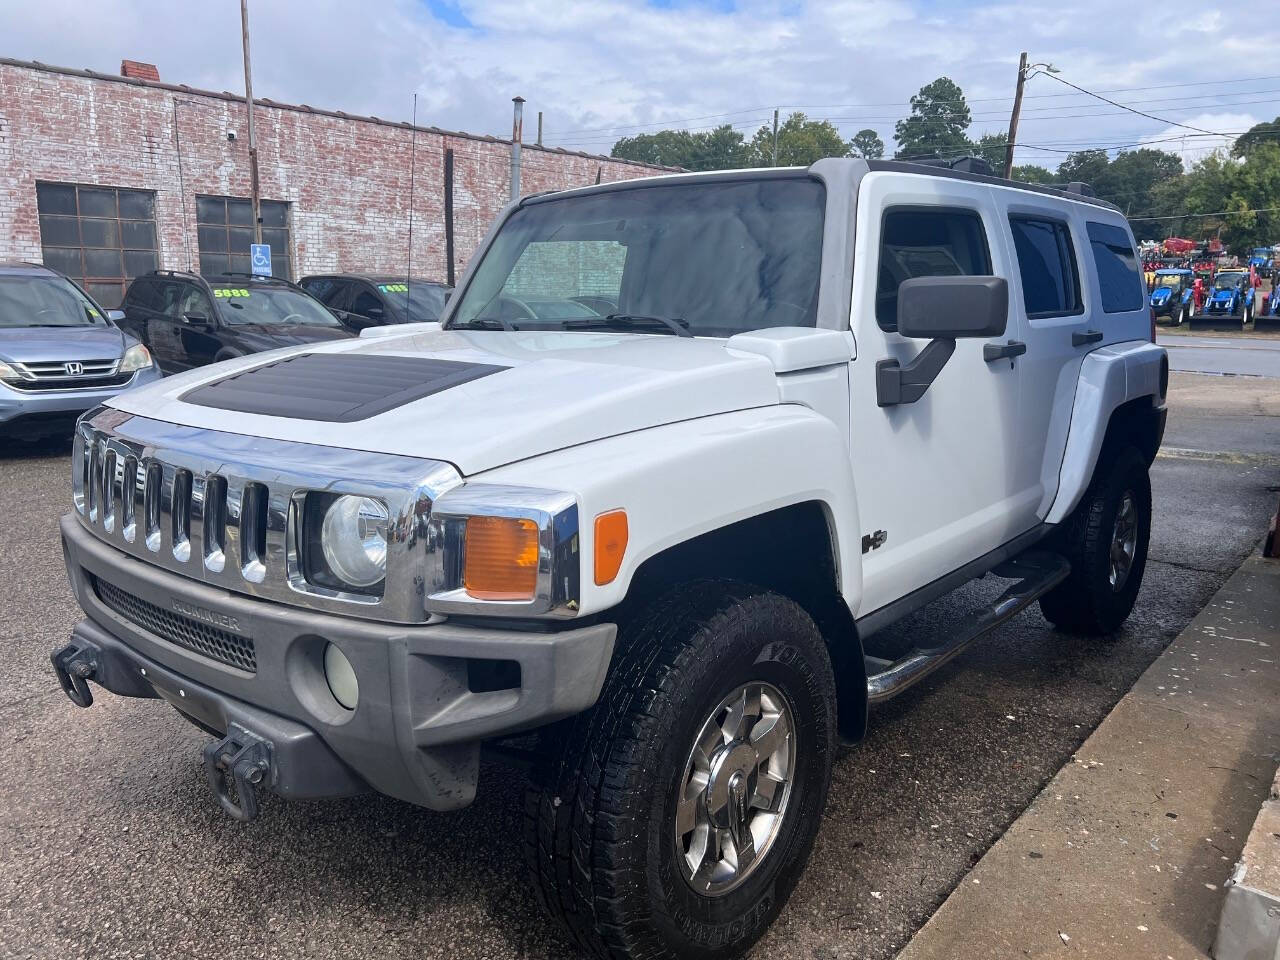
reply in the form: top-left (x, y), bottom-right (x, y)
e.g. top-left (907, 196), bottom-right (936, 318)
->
top-left (0, 275), bottom-right (109, 329)
top-left (1156, 275), bottom-right (1183, 288)
top-left (374, 281), bottom-right (449, 322)
top-left (449, 178), bottom-right (826, 338)
top-left (1214, 274), bottom-right (1244, 290)
top-left (210, 285), bottom-right (342, 326)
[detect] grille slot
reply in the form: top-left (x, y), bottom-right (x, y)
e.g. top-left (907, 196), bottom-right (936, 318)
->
top-left (92, 576), bottom-right (257, 673)
top-left (203, 475), bottom-right (227, 572)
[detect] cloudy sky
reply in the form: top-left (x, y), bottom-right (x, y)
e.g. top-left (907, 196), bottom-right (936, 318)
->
top-left (2, 0), bottom-right (1275, 170)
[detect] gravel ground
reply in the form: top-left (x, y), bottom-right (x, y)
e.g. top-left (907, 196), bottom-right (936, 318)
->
top-left (1, 370), bottom-right (1278, 960)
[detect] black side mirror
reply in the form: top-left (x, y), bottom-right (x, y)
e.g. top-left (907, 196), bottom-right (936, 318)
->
top-left (365, 305), bottom-right (385, 320)
top-left (183, 312), bottom-right (211, 327)
top-left (897, 276), bottom-right (1008, 339)
top-left (877, 276), bottom-right (1009, 408)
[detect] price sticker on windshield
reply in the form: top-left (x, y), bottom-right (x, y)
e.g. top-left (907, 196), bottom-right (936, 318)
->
top-left (378, 283), bottom-right (409, 293)
top-left (213, 288), bottom-right (251, 298)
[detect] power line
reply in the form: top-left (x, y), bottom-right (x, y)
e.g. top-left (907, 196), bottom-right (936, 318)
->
top-left (1030, 70), bottom-right (1228, 136)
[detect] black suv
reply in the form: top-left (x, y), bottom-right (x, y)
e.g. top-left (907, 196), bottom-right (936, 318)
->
top-left (299, 274), bottom-right (451, 332)
top-left (119, 271), bottom-right (354, 373)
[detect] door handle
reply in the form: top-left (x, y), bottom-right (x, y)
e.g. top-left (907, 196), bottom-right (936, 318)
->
top-left (1072, 329), bottom-right (1104, 347)
top-left (983, 339), bottom-right (1027, 362)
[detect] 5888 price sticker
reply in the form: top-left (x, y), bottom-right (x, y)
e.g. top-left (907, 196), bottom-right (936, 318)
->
top-left (213, 288), bottom-right (250, 298)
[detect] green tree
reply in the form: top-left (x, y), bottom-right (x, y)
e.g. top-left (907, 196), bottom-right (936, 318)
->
top-left (747, 112), bottom-right (849, 166)
top-left (894, 77), bottom-right (972, 159)
top-left (610, 124), bottom-right (749, 171)
top-left (1011, 164), bottom-right (1055, 184)
top-left (1056, 149), bottom-right (1111, 186)
top-left (1232, 116), bottom-right (1280, 158)
top-left (1179, 143), bottom-right (1280, 251)
top-left (849, 128), bottom-right (884, 160)
top-left (971, 131), bottom-right (1008, 169)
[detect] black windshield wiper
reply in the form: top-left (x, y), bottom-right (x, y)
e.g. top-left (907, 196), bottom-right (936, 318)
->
top-left (451, 316), bottom-right (515, 332)
top-left (553, 313), bottom-right (690, 337)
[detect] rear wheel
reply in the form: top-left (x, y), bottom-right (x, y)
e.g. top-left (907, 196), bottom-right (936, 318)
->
top-left (1172, 302), bottom-right (1184, 326)
top-left (1040, 445), bottom-right (1152, 635)
top-left (525, 582), bottom-right (836, 960)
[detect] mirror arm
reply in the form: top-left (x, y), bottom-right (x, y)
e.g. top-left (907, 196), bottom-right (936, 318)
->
top-left (876, 338), bottom-right (956, 407)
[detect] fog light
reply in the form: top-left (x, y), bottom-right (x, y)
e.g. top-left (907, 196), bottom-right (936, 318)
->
top-left (324, 642), bottom-right (359, 710)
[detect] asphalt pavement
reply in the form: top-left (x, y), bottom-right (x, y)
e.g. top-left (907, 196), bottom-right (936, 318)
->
top-left (1159, 333), bottom-right (1280, 379)
top-left (2, 366), bottom-right (1279, 960)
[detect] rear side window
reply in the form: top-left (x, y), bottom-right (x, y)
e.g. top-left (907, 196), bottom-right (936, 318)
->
top-left (1009, 217), bottom-right (1082, 318)
top-left (1086, 221), bottom-right (1144, 313)
top-left (123, 279), bottom-right (161, 311)
top-left (876, 208), bottom-right (992, 331)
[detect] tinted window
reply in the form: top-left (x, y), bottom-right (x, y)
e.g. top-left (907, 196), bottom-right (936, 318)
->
top-left (301, 277), bottom-right (348, 307)
top-left (349, 289), bottom-right (383, 316)
top-left (1009, 217), bottom-right (1082, 317)
top-left (1086, 221), bottom-right (1143, 314)
top-left (451, 178), bottom-right (826, 338)
top-left (876, 208), bottom-right (991, 331)
top-left (124, 278), bottom-right (162, 312)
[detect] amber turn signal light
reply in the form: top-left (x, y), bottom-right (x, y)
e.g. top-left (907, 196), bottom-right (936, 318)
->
top-left (594, 510), bottom-right (628, 586)
top-left (464, 515), bottom-right (539, 600)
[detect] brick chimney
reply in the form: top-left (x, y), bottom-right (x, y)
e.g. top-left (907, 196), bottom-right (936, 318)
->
top-left (120, 60), bottom-right (160, 82)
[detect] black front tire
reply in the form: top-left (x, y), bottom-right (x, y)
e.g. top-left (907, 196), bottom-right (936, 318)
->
top-left (525, 582), bottom-right (836, 960)
top-left (1040, 445), bottom-right (1152, 635)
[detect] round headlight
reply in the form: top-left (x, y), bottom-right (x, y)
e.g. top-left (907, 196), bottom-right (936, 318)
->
top-left (321, 495), bottom-right (389, 588)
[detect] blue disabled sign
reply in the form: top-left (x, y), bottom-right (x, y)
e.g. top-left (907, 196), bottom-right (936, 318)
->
top-left (250, 243), bottom-right (272, 276)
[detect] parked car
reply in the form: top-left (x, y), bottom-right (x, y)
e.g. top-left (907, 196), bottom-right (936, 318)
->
top-left (116, 271), bottom-right (354, 373)
top-left (1195, 269), bottom-right (1255, 327)
top-left (299, 274), bottom-right (451, 332)
top-left (0, 261), bottom-right (160, 442)
top-left (1149, 268), bottom-right (1194, 324)
top-left (54, 159), bottom-right (1166, 960)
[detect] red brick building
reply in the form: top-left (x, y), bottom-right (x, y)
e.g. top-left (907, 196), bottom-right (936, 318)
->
top-left (0, 58), bottom-right (672, 307)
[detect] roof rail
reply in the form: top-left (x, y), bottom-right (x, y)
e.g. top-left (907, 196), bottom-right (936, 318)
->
top-left (905, 154), bottom-right (997, 177)
top-left (147, 268), bottom-right (199, 278)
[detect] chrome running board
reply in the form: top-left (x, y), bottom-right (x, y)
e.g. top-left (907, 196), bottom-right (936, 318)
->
top-left (865, 551), bottom-right (1071, 705)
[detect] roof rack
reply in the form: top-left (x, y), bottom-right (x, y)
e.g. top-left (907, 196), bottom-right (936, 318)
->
top-left (1064, 181), bottom-right (1096, 197)
top-left (905, 155), bottom-right (997, 177)
top-left (147, 269), bottom-right (200, 279)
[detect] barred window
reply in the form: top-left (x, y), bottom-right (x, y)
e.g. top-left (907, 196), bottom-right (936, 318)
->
top-left (196, 195), bottom-right (291, 279)
top-left (36, 183), bottom-right (159, 308)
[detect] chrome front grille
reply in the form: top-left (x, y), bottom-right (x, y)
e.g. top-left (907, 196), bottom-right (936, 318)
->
top-left (73, 407), bottom-right (460, 623)
top-left (4, 358), bottom-right (129, 392)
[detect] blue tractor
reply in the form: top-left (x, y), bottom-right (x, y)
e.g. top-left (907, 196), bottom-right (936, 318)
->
top-left (1196, 270), bottom-right (1255, 328)
top-left (1247, 247), bottom-right (1274, 281)
top-left (1149, 268), bottom-right (1195, 325)
top-left (1258, 284), bottom-right (1280, 329)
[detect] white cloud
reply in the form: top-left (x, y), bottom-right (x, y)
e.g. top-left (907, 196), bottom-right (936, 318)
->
top-left (1138, 113), bottom-right (1261, 169)
top-left (2, 0), bottom-right (1277, 170)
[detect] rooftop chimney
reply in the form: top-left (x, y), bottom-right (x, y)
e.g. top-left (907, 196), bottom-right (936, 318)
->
top-left (120, 60), bottom-right (160, 82)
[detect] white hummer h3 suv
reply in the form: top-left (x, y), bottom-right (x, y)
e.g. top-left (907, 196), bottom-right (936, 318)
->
top-left (54, 158), bottom-right (1167, 960)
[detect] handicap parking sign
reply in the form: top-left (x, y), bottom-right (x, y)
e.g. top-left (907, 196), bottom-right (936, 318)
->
top-left (250, 243), bottom-right (272, 276)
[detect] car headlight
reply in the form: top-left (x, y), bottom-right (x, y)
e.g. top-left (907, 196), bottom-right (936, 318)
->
top-left (0, 360), bottom-right (18, 380)
top-left (119, 343), bottom-right (153, 373)
top-left (320, 495), bottom-right (389, 588)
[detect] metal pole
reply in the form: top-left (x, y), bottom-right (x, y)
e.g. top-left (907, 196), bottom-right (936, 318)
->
top-left (771, 109), bottom-right (779, 167)
top-left (407, 93), bottom-right (417, 291)
top-left (511, 96), bottom-right (525, 202)
top-left (537, 111), bottom-right (543, 147)
top-left (444, 148), bottom-right (455, 287)
top-left (240, 0), bottom-right (262, 247)
top-left (1003, 51), bottom-right (1027, 179)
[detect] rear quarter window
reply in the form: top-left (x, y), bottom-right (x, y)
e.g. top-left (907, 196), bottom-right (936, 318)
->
top-left (1008, 216), bottom-right (1083, 318)
top-left (1086, 221), bottom-right (1144, 313)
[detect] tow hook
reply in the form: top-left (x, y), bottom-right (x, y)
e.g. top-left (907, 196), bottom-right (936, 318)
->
top-left (203, 725), bottom-right (272, 822)
top-left (51, 640), bottom-right (100, 708)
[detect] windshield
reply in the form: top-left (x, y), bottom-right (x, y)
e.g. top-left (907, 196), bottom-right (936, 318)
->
top-left (1252, 249), bottom-right (1271, 257)
top-left (450, 178), bottom-right (826, 338)
top-left (1214, 274), bottom-right (1244, 290)
top-left (0, 275), bottom-right (109, 329)
top-left (375, 281), bottom-right (449, 322)
top-left (211, 285), bottom-right (342, 327)
top-left (1155, 275), bottom-right (1183, 288)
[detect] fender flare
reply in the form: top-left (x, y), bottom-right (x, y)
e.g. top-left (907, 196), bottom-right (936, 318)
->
top-left (1045, 340), bottom-right (1167, 525)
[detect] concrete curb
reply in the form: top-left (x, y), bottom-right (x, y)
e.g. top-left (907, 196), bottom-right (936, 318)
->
top-left (1214, 769), bottom-right (1280, 960)
top-left (897, 551), bottom-right (1280, 960)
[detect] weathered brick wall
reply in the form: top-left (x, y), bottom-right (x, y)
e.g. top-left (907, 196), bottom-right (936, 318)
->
top-left (0, 60), bottom-right (671, 285)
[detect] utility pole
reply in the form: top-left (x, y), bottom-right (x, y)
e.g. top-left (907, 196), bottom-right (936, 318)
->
top-left (1003, 51), bottom-right (1027, 179)
top-left (771, 109), bottom-right (779, 167)
top-left (510, 96), bottom-right (524, 202)
top-left (537, 111), bottom-right (543, 147)
top-left (240, 0), bottom-right (262, 247)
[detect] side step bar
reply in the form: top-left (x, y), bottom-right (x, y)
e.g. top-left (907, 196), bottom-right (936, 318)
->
top-left (865, 551), bottom-right (1070, 705)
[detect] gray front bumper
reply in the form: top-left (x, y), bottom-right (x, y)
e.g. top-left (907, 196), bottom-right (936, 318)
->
top-left (61, 515), bottom-right (616, 811)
